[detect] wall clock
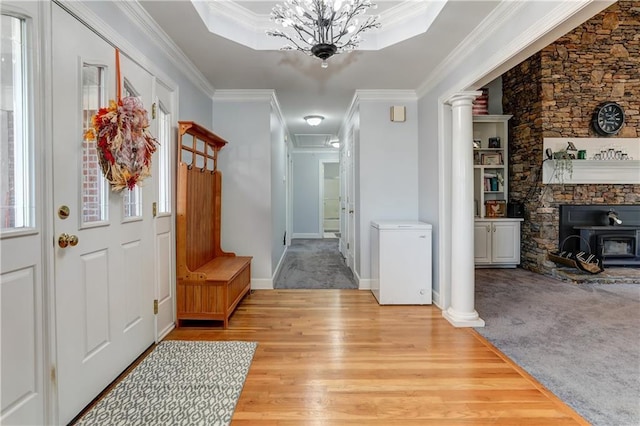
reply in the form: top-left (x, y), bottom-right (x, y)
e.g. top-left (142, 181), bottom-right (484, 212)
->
top-left (592, 102), bottom-right (625, 136)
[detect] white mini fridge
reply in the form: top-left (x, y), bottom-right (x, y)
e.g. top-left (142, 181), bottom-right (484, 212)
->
top-left (370, 221), bottom-right (432, 305)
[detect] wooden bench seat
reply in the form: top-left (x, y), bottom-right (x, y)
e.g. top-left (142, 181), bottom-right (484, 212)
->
top-left (177, 256), bottom-right (252, 328)
top-left (176, 121), bottom-right (252, 328)
top-left (193, 256), bottom-right (253, 282)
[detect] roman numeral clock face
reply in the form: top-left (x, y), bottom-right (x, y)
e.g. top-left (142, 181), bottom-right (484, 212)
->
top-left (593, 102), bottom-right (625, 135)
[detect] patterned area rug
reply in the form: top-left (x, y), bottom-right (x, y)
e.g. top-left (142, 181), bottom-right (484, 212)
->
top-left (75, 340), bottom-right (257, 426)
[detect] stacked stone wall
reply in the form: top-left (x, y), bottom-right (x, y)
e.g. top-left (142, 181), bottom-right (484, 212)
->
top-left (503, 1), bottom-right (640, 275)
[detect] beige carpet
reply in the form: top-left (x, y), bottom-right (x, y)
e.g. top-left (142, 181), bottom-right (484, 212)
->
top-left (474, 268), bottom-right (640, 426)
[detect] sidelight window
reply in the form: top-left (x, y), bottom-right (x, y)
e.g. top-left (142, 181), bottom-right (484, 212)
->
top-left (1, 14), bottom-right (34, 232)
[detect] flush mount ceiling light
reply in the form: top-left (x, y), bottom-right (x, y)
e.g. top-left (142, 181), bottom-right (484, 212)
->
top-left (266, 0), bottom-right (381, 68)
top-left (304, 115), bottom-right (324, 126)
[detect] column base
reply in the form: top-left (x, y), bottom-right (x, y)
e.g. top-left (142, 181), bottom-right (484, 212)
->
top-left (443, 307), bottom-right (485, 328)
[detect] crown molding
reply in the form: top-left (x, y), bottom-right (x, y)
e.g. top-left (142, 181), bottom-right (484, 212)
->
top-left (194, 0), bottom-right (445, 51)
top-left (339, 89), bottom-right (418, 138)
top-left (114, 1), bottom-right (215, 97)
top-left (213, 89), bottom-right (276, 102)
top-left (460, 0), bottom-right (615, 93)
top-left (354, 89), bottom-right (418, 102)
top-left (290, 148), bottom-right (340, 154)
top-left (417, 0), bottom-right (613, 98)
top-left (416, 0), bottom-right (523, 97)
top-left (212, 89), bottom-right (291, 141)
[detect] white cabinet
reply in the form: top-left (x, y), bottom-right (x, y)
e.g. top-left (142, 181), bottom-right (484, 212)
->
top-left (371, 221), bottom-right (432, 305)
top-left (474, 219), bottom-right (522, 267)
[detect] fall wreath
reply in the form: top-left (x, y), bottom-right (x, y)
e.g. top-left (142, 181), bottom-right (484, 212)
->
top-left (90, 50), bottom-right (158, 192)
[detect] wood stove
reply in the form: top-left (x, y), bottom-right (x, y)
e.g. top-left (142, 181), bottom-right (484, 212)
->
top-left (559, 205), bottom-right (640, 267)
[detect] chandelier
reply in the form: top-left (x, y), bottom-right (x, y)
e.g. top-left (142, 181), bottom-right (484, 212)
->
top-left (266, 0), bottom-right (381, 68)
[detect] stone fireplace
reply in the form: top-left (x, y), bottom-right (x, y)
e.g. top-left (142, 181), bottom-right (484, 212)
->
top-left (559, 205), bottom-right (640, 267)
top-left (502, 1), bottom-right (640, 277)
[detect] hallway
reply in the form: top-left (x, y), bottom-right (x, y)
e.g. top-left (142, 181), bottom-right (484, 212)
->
top-left (274, 239), bottom-right (357, 289)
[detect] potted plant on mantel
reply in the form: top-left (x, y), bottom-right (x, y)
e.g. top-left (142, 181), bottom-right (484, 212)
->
top-left (545, 142), bottom-right (576, 185)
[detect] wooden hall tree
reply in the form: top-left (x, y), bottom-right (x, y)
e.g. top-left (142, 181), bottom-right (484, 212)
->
top-left (176, 121), bottom-right (252, 328)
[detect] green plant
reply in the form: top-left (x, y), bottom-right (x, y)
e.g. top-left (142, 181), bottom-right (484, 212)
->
top-left (551, 150), bottom-right (573, 183)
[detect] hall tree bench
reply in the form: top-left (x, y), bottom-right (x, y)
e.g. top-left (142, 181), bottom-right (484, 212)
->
top-left (176, 121), bottom-right (252, 328)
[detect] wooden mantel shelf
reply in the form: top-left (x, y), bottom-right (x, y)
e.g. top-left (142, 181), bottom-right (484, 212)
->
top-left (542, 137), bottom-right (640, 184)
top-left (543, 159), bottom-right (640, 184)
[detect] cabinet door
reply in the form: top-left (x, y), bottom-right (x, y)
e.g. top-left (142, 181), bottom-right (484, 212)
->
top-left (491, 221), bottom-right (520, 264)
top-left (474, 222), bottom-right (492, 264)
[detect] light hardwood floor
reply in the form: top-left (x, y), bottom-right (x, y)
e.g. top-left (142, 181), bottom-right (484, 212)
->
top-left (166, 290), bottom-right (588, 425)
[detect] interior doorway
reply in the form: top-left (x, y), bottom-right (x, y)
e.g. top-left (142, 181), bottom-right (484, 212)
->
top-left (321, 161), bottom-right (340, 238)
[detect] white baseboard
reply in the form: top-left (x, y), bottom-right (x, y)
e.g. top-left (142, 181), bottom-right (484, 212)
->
top-left (292, 233), bottom-right (322, 239)
top-left (354, 270), bottom-right (372, 290)
top-left (432, 289), bottom-right (442, 309)
top-left (358, 279), bottom-right (372, 290)
top-left (251, 278), bottom-right (273, 290)
top-left (272, 247), bottom-right (288, 282)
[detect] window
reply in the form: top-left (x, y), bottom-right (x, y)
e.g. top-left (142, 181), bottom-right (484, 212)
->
top-left (81, 64), bottom-right (109, 224)
top-left (121, 80), bottom-right (142, 219)
top-left (157, 101), bottom-right (171, 214)
top-left (1, 14), bottom-right (34, 231)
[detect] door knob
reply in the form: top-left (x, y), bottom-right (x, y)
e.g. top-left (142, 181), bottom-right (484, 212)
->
top-left (58, 233), bottom-right (79, 248)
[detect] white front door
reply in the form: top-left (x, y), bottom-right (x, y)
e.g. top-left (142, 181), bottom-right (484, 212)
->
top-left (152, 80), bottom-right (176, 340)
top-left (52, 5), bottom-right (154, 423)
top-left (1, 3), bottom-right (46, 424)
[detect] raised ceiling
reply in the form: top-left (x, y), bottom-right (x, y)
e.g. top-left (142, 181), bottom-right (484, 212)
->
top-left (136, 1), bottom-right (506, 149)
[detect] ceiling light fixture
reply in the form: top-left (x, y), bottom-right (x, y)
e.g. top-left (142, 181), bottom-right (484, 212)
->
top-left (304, 115), bottom-right (324, 126)
top-left (266, 0), bottom-right (381, 68)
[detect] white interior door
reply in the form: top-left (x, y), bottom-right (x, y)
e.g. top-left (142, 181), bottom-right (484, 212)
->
top-left (347, 129), bottom-right (356, 271)
top-left (52, 6), bottom-right (154, 423)
top-left (1, 5), bottom-right (45, 424)
top-left (152, 80), bottom-right (176, 340)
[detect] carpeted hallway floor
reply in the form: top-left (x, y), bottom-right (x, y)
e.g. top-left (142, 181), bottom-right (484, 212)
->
top-left (274, 239), bottom-right (357, 289)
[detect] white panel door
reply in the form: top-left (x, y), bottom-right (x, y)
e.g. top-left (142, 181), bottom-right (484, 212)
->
top-left (1, 2), bottom-right (45, 424)
top-left (346, 129), bottom-right (356, 271)
top-left (152, 80), bottom-right (176, 340)
top-left (52, 6), bottom-right (154, 424)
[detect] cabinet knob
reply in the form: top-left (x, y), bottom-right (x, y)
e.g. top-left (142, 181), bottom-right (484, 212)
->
top-left (486, 225), bottom-right (491, 232)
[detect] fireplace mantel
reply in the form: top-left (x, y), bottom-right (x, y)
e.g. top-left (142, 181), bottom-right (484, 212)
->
top-left (542, 138), bottom-right (640, 184)
top-left (542, 159), bottom-right (640, 184)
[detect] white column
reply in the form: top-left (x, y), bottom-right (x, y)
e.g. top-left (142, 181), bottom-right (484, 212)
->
top-left (443, 92), bottom-right (485, 328)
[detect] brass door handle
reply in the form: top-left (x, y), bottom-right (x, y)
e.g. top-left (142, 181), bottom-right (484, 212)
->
top-left (58, 233), bottom-right (79, 248)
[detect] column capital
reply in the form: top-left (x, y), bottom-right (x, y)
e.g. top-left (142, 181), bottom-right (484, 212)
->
top-left (446, 91), bottom-right (482, 107)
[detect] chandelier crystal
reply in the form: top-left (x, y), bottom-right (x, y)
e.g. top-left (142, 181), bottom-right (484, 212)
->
top-left (266, 0), bottom-right (381, 68)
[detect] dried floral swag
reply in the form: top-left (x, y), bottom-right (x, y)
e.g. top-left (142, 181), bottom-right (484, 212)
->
top-left (90, 49), bottom-right (158, 192)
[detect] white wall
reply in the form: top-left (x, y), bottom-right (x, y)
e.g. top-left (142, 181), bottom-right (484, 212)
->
top-left (351, 92), bottom-right (420, 280)
top-left (292, 151), bottom-right (339, 237)
top-left (270, 108), bottom-right (287, 273)
top-left (212, 91), bottom-right (288, 286)
top-left (213, 99), bottom-right (273, 281)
